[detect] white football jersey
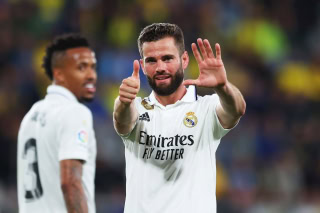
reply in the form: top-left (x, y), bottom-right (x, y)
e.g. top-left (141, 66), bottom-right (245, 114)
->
top-left (17, 85), bottom-right (97, 213)
top-left (117, 85), bottom-right (233, 213)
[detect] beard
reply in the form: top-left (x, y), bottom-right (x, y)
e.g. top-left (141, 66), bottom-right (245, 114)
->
top-left (147, 65), bottom-right (184, 96)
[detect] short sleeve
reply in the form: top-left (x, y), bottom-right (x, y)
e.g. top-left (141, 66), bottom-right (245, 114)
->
top-left (57, 105), bottom-right (93, 162)
top-left (209, 95), bottom-right (234, 139)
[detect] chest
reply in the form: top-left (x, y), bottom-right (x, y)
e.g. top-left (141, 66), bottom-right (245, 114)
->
top-left (139, 104), bottom-right (205, 135)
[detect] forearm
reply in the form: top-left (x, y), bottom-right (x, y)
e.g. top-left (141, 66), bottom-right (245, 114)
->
top-left (60, 160), bottom-right (88, 213)
top-left (215, 81), bottom-right (246, 128)
top-left (113, 96), bottom-right (138, 135)
top-left (62, 182), bottom-right (88, 213)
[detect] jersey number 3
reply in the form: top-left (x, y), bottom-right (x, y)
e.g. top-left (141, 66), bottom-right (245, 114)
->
top-left (23, 138), bottom-right (43, 201)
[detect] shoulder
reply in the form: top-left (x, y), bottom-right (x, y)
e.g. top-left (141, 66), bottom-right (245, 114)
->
top-left (18, 100), bottom-right (46, 135)
top-left (197, 93), bottom-right (219, 104)
top-left (60, 102), bottom-right (93, 120)
top-left (134, 96), bottom-right (143, 103)
top-left (21, 100), bottom-right (44, 122)
top-left (133, 97), bottom-right (153, 111)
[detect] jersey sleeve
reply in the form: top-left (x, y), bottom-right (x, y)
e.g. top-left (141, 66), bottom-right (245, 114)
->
top-left (57, 105), bottom-right (93, 162)
top-left (208, 94), bottom-right (234, 140)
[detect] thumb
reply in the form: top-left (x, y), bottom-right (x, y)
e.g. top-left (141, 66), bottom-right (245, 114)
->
top-left (183, 79), bottom-right (199, 86)
top-left (132, 60), bottom-right (140, 80)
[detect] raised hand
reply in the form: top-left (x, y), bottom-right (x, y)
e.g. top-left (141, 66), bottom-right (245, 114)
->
top-left (119, 60), bottom-right (140, 105)
top-left (183, 39), bottom-right (227, 89)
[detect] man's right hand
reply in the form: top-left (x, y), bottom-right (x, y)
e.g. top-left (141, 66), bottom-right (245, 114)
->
top-left (113, 60), bottom-right (140, 135)
top-left (119, 60), bottom-right (140, 105)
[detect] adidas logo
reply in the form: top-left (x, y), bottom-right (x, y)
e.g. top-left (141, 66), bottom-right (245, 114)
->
top-left (139, 112), bottom-right (150, 122)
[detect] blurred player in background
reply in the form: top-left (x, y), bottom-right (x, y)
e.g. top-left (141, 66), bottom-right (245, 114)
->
top-left (113, 23), bottom-right (246, 213)
top-left (17, 34), bottom-right (97, 213)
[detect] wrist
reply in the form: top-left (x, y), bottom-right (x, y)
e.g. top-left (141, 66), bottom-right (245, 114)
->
top-left (213, 81), bottom-right (229, 94)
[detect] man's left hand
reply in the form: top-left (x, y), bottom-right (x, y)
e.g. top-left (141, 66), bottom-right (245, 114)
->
top-left (183, 39), bottom-right (227, 89)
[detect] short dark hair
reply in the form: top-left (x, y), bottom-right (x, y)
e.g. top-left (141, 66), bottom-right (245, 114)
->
top-left (138, 23), bottom-right (185, 57)
top-left (42, 33), bottom-right (90, 80)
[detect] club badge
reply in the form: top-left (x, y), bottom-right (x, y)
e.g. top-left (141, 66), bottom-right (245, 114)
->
top-left (183, 112), bottom-right (198, 128)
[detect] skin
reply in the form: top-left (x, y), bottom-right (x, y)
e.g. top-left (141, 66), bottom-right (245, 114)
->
top-left (184, 38), bottom-right (246, 128)
top-left (113, 36), bottom-right (246, 135)
top-left (53, 47), bottom-right (97, 213)
top-left (60, 160), bottom-right (88, 213)
top-left (53, 47), bottom-right (97, 102)
top-left (140, 37), bottom-right (189, 104)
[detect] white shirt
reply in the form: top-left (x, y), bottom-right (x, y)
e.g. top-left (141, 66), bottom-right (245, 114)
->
top-left (118, 85), bottom-right (232, 213)
top-left (17, 85), bottom-right (97, 213)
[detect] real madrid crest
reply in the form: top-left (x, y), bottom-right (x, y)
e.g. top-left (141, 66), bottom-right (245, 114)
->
top-left (183, 112), bottom-right (198, 128)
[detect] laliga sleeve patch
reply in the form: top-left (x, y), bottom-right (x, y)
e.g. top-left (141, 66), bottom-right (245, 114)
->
top-left (78, 130), bottom-right (88, 143)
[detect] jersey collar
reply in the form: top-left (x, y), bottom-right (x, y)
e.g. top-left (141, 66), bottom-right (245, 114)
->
top-left (147, 85), bottom-right (197, 106)
top-left (47, 84), bottom-right (78, 102)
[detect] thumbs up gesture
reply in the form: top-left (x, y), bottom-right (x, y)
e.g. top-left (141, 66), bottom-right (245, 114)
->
top-left (119, 60), bottom-right (140, 105)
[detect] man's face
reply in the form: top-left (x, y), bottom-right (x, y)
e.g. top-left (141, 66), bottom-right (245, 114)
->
top-left (140, 37), bottom-right (188, 96)
top-left (55, 47), bottom-right (97, 102)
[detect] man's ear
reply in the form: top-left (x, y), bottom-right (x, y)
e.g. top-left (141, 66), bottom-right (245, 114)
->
top-left (52, 68), bottom-right (65, 84)
top-left (181, 51), bottom-right (189, 70)
top-left (140, 59), bottom-right (146, 75)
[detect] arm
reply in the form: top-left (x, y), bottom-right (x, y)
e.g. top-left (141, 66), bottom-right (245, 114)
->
top-left (113, 60), bottom-right (140, 135)
top-left (60, 159), bottom-right (88, 213)
top-left (184, 39), bottom-right (246, 129)
top-left (214, 82), bottom-right (246, 128)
